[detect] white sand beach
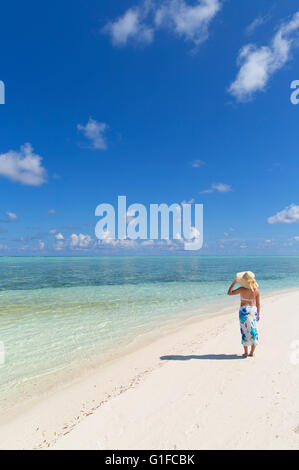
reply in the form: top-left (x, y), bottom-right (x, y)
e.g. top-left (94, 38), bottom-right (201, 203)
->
top-left (0, 289), bottom-right (299, 450)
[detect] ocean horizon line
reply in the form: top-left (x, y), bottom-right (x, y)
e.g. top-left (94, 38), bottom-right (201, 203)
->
top-left (1, 254), bottom-right (299, 259)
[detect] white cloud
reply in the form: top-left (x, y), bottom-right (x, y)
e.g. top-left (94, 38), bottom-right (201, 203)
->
top-left (268, 204), bottom-right (299, 224)
top-left (97, 229), bottom-right (113, 241)
top-left (229, 12), bottom-right (299, 102)
top-left (48, 209), bottom-right (56, 214)
top-left (155, 0), bottom-right (221, 46)
top-left (103, 4), bottom-right (154, 46)
top-left (200, 182), bottom-right (232, 194)
top-left (38, 240), bottom-right (45, 250)
top-left (49, 229), bottom-right (58, 235)
top-left (55, 232), bottom-right (64, 240)
top-left (188, 226), bottom-right (201, 238)
top-left (200, 188), bottom-right (214, 194)
top-left (98, 236), bottom-right (186, 251)
top-left (77, 118), bottom-right (109, 150)
top-left (6, 212), bottom-right (17, 221)
top-left (141, 239), bottom-right (155, 246)
top-left (212, 183), bottom-right (232, 192)
top-left (190, 159), bottom-right (205, 168)
top-left (245, 15), bottom-right (269, 35)
top-left (70, 233), bottom-right (93, 249)
top-left (0, 143), bottom-right (47, 186)
top-left (53, 232), bottom-right (94, 251)
top-left (99, 238), bottom-right (138, 249)
top-left (103, 0), bottom-right (221, 48)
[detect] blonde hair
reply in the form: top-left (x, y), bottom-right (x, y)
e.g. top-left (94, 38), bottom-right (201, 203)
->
top-left (238, 271), bottom-right (259, 292)
top-left (248, 278), bottom-right (258, 292)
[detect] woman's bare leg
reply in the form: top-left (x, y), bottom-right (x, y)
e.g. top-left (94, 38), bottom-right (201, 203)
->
top-left (249, 346), bottom-right (256, 357)
top-left (243, 346), bottom-right (248, 357)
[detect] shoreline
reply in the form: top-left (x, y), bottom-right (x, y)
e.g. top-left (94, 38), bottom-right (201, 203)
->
top-left (0, 294), bottom-right (235, 414)
top-left (0, 286), bottom-right (298, 449)
top-left (0, 286), bottom-right (292, 420)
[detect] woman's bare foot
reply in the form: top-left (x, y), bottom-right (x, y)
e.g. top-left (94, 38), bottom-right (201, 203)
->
top-left (249, 346), bottom-right (256, 357)
top-left (248, 353), bottom-right (255, 357)
top-left (242, 353), bottom-right (248, 358)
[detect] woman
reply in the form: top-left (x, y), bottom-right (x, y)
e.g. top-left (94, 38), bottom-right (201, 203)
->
top-left (227, 271), bottom-right (260, 358)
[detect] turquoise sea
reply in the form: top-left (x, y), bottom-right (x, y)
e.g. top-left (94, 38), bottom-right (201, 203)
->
top-left (0, 256), bottom-right (298, 411)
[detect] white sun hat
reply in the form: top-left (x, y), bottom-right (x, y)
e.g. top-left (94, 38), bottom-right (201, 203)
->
top-left (236, 271), bottom-right (259, 290)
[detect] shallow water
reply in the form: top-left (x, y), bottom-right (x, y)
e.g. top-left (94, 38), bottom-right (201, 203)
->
top-left (0, 256), bottom-right (298, 409)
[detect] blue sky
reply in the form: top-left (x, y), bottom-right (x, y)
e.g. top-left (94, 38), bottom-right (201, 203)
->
top-left (1, 0), bottom-right (299, 256)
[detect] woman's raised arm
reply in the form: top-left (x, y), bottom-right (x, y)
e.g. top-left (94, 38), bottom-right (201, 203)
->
top-left (227, 278), bottom-right (241, 296)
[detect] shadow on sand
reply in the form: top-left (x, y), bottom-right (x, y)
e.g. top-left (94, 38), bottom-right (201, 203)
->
top-left (160, 354), bottom-right (245, 361)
